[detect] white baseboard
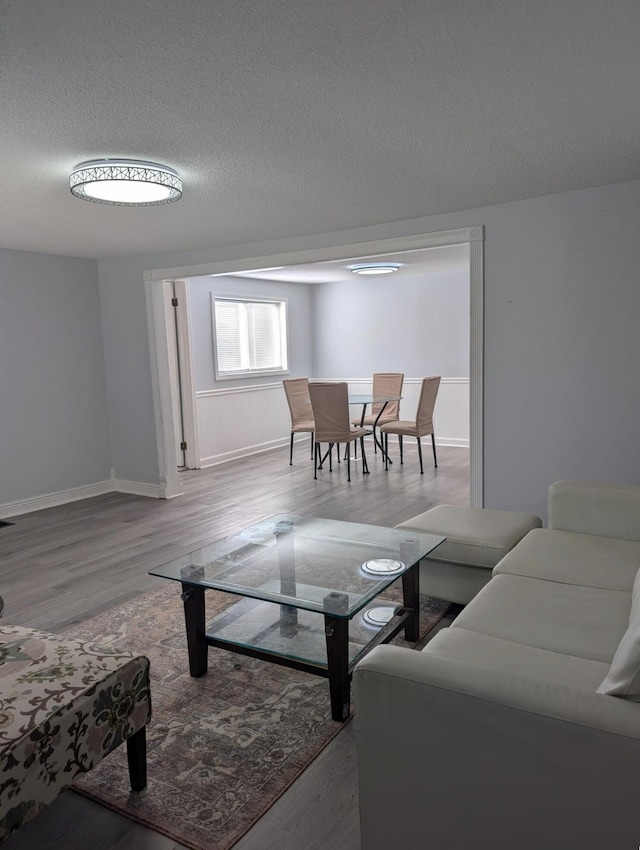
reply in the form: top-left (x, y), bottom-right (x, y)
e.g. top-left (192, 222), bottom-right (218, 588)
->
top-left (0, 477), bottom-right (164, 519)
top-left (112, 479), bottom-right (164, 498)
top-left (199, 436), bottom-right (292, 468)
top-left (0, 480), bottom-right (113, 519)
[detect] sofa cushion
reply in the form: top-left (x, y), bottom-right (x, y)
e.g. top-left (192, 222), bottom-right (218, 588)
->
top-left (424, 627), bottom-right (611, 690)
top-left (450, 574), bottom-right (631, 662)
top-left (493, 529), bottom-right (640, 591)
top-left (396, 505), bottom-right (541, 569)
top-left (597, 567), bottom-right (640, 700)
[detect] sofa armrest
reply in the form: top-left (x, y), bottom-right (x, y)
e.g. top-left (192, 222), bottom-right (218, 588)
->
top-left (354, 645), bottom-right (640, 850)
top-left (548, 479), bottom-right (640, 541)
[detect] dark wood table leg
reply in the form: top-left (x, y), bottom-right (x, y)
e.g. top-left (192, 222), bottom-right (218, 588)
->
top-left (181, 583), bottom-right (208, 677)
top-left (324, 614), bottom-right (350, 722)
top-left (401, 563), bottom-right (420, 642)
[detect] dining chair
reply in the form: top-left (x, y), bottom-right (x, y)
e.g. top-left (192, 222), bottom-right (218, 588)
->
top-left (379, 376), bottom-right (441, 473)
top-left (308, 382), bottom-right (369, 482)
top-left (283, 378), bottom-right (315, 465)
top-left (351, 372), bottom-right (404, 452)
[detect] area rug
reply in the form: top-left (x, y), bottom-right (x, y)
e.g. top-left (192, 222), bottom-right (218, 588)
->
top-left (67, 583), bottom-right (449, 850)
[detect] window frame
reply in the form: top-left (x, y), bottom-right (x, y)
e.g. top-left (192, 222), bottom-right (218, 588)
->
top-left (211, 294), bottom-right (290, 380)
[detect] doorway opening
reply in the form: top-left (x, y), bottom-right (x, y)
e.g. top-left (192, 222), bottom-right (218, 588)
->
top-left (145, 226), bottom-right (484, 505)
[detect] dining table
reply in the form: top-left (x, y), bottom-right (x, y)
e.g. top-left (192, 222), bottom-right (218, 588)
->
top-left (307, 389), bottom-right (402, 468)
top-left (347, 392), bottom-right (402, 464)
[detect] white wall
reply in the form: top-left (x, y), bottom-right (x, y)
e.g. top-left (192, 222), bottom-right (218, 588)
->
top-left (97, 178), bottom-right (640, 521)
top-left (188, 274), bottom-right (313, 390)
top-left (311, 265), bottom-right (470, 379)
top-left (0, 248), bottom-right (111, 511)
top-left (311, 265), bottom-right (470, 446)
top-left (186, 274), bottom-right (314, 466)
top-left (186, 270), bottom-right (468, 462)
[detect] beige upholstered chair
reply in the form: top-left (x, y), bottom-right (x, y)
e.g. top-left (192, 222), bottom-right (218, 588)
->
top-left (380, 376), bottom-right (441, 473)
top-left (308, 382), bottom-right (369, 482)
top-left (351, 372), bottom-right (404, 452)
top-left (283, 378), bottom-right (315, 464)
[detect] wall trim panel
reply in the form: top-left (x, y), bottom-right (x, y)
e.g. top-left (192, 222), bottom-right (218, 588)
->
top-left (196, 383), bottom-right (292, 466)
top-left (195, 377), bottom-right (469, 467)
top-left (341, 377), bottom-right (469, 448)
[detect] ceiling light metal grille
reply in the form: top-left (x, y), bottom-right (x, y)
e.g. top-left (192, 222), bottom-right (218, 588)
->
top-left (69, 159), bottom-right (182, 206)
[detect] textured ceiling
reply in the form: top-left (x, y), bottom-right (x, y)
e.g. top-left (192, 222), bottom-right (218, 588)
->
top-left (226, 244), bottom-right (469, 283)
top-left (2, 0), bottom-right (640, 260)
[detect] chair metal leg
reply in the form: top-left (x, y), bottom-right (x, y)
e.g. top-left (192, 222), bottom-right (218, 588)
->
top-left (417, 437), bottom-right (424, 474)
top-left (314, 442), bottom-right (319, 479)
top-left (347, 444), bottom-right (351, 482)
top-left (310, 431), bottom-right (314, 459)
top-left (431, 433), bottom-right (438, 467)
top-left (360, 437), bottom-right (369, 474)
top-left (290, 432), bottom-right (294, 465)
top-left (399, 434), bottom-right (403, 464)
top-left (384, 433), bottom-right (389, 471)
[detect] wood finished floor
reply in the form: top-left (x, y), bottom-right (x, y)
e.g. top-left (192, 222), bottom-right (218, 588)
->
top-left (1, 442), bottom-right (469, 850)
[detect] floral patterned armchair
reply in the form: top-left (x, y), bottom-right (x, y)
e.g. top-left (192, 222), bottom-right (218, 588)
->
top-left (0, 616), bottom-right (151, 843)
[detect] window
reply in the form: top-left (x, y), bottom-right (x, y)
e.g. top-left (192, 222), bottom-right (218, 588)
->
top-left (212, 296), bottom-right (288, 378)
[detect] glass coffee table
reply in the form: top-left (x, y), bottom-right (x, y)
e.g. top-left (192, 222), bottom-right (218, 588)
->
top-left (149, 515), bottom-right (445, 721)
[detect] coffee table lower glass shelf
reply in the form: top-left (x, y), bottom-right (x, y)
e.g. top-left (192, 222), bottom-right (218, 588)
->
top-left (150, 515), bottom-right (445, 721)
top-left (205, 594), bottom-right (408, 669)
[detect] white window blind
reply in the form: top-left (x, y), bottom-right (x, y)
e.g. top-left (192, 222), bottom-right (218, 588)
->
top-left (213, 297), bottom-right (288, 377)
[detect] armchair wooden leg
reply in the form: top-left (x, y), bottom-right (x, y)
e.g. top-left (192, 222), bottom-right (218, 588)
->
top-left (417, 437), bottom-right (424, 474)
top-left (431, 433), bottom-right (438, 467)
top-left (126, 726), bottom-right (148, 792)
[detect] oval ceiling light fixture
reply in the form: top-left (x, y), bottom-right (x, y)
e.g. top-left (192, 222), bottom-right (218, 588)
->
top-left (349, 263), bottom-right (401, 275)
top-left (69, 159), bottom-right (182, 206)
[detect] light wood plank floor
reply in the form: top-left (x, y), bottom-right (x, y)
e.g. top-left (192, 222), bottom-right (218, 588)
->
top-left (1, 442), bottom-right (468, 850)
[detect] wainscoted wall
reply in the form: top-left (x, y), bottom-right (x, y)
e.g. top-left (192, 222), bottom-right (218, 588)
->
top-left (196, 378), bottom-right (469, 467)
top-left (346, 378), bottom-right (469, 449)
top-left (197, 383), bottom-right (293, 467)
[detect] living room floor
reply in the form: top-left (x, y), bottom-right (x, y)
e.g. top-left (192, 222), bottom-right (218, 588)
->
top-left (1, 441), bottom-right (469, 850)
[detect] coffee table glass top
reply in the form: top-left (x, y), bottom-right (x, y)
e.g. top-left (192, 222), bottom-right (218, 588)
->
top-left (150, 514), bottom-right (445, 618)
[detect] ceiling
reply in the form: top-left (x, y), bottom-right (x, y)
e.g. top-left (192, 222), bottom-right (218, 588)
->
top-left (225, 244), bottom-right (469, 283)
top-left (2, 0), bottom-right (640, 260)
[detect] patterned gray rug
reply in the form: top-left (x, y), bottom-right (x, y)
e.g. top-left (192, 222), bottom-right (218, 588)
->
top-left (68, 583), bottom-right (449, 850)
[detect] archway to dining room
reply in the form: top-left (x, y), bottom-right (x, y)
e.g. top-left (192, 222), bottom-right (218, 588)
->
top-left (144, 226), bottom-right (484, 507)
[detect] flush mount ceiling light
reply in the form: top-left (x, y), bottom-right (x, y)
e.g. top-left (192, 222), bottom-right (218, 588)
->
top-left (349, 263), bottom-right (401, 275)
top-left (69, 159), bottom-right (182, 206)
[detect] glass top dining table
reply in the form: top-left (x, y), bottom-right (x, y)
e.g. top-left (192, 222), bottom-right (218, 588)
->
top-left (349, 393), bottom-right (401, 460)
top-left (306, 390), bottom-right (402, 462)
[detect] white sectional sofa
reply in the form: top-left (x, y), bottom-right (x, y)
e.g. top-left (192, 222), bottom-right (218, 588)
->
top-left (354, 481), bottom-right (640, 850)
